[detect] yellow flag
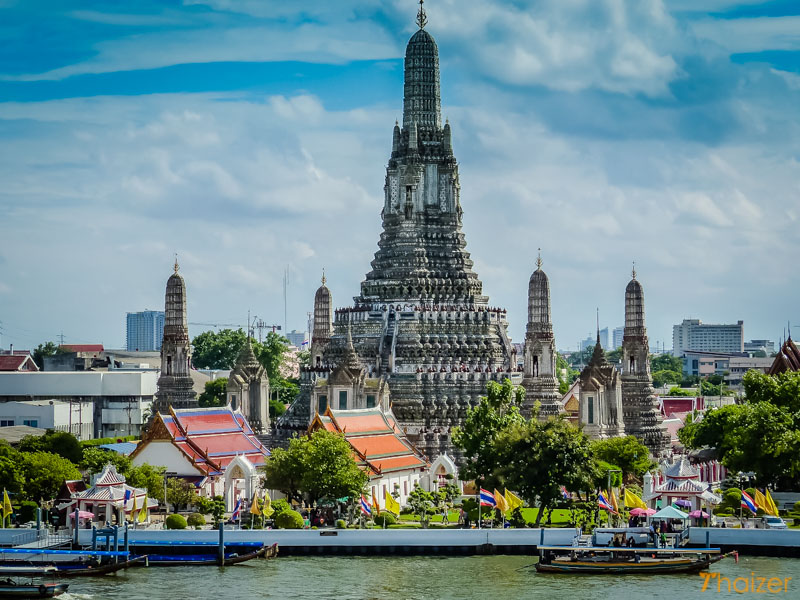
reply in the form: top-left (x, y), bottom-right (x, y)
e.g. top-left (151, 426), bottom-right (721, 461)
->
top-left (608, 490), bottom-right (619, 513)
top-left (372, 492), bottom-right (381, 516)
top-left (493, 489), bottom-right (508, 512)
top-left (754, 489), bottom-right (768, 514)
top-left (138, 496), bottom-right (148, 523)
top-left (2, 490), bottom-right (12, 519)
top-left (262, 494), bottom-right (274, 518)
top-left (624, 489), bottom-right (647, 510)
top-left (504, 489), bottom-right (523, 512)
top-left (250, 492), bottom-right (261, 516)
top-left (131, 492), bottom-right (138, 516)
top-left (765, 490), bottom-right (780, 517)
top-left (384, 489), bottom-right (400, 516)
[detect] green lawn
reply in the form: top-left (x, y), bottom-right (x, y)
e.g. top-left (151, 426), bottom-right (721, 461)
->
top-left (393, 507), bottom-right (574, 528)
top-left (398, 510), bottom-right (460, 523)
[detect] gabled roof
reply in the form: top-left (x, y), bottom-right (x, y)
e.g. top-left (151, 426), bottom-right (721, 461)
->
top-left (0, 354), bottom-right (38, 372)
top-left (768, 338), bottom-right (800, 375)
top-left (663, 455), bottom-right (698, 479)
top-left (309, 407), bottom-right (428, 477)
top-left (132, 406), bottom-right (269, 476)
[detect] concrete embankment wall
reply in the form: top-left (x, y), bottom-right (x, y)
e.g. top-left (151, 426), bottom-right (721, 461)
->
top-left (77, 527), bottom-right (579, 556)
top-left (688, 528), bottom-right (800, 557)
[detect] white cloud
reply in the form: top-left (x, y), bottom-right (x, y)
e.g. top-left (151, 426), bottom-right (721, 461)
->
top-left (690, 16), bottom-right (800, 53)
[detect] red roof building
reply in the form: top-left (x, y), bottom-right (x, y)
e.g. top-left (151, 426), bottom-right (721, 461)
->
top-left (768, 337), bottom-right (800, 375)
top-left (131, 406), bottom-right (270, 510)
top-left (309, 407), bottom-right (429, 509)
top-left (0, 353), bottom-right (38, 372)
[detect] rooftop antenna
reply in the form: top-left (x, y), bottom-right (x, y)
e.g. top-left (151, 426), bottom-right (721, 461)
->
top-left (416, 0), bottom-right (427, 29)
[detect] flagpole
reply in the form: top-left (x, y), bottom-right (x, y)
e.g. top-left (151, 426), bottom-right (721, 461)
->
top-left (477, 491), bottom-right (481, 530)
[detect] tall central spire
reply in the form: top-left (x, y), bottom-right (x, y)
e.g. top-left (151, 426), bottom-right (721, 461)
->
top-left (403, 4), bottom-right (441, 129)
top-left (416, 0), bottom-right (427, 29)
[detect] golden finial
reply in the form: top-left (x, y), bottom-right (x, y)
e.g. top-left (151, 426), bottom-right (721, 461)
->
top-left (416, 0), bottom-right (427, 29)
top-left (536, 248), bottom-right (542, 270)
top-left (632, 261), bottom-right (636, 280)
top-left (174, 254), bottom-right (179, 274)
top-left (321, 268), bottom-right (326, 286)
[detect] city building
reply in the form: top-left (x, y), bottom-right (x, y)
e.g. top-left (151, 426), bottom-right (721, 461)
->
top-left (154, 259), bottom-right (197, 414)
top-left (672, 319), bottom-right (744, 355)
top-left (521, 253), bottom-right (560, 417)
top-left (0, 371), bottom-right (156, 437)
top-left (580, 336), bottom-right (594, 352)
top-left (724, 356), bottom-right (773, 387)
top-left (612, 326), bottom-right (624, 351)
top-left (0, 399), bottom-right (93, 439)
top-left (126, 310), bottom-right (165, 352)
top-left (744, 339), bottom-right (775, 356)
top-left (285, 330), bottom-right (307, 348)
top-left (279, 7), bottom-right (519, 459)
top-left (44, 344), bottom-right (106, 371)
top-left (131, 406), bottom-right (270, 510)
top-left (620, 270), bottom-right (670, 456)
top-left (681, 350), bottom-right (742, 377)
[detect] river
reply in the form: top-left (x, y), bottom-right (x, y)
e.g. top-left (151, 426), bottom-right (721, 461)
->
top-left (61, 554), bottom-right (799, 599)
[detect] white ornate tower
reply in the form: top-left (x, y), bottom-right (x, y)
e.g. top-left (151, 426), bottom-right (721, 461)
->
top-left (310, 271), bottom-right (332, 368)
top-left (521, 251), bottom-right (560, 417)
top-left (621, 266), bottom-right (670, 456)
top-left (227, 337), bottom-right (270, 433)
top-left (154, 258), bottom-right (197, 413)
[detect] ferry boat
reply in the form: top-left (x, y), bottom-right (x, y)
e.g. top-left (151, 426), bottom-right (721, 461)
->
top-left (535, 545), bottom-right (733, 574)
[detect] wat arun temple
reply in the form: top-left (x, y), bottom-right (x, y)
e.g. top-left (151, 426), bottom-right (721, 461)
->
top-left (273, 4), bottom-right (670, 460)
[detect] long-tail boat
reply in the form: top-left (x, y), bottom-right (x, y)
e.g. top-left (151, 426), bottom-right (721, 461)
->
top-left (136, 542), bottom-right (277, 566)
top-left (535, 546), bottom-right (735, 574)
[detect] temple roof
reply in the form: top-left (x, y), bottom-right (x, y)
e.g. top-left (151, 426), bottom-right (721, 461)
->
top-left (133, 406), bottom-right (269, 475)
top-left (768, 337), bottom-right (800, 375)
top-left (662, 455), bottom-right (699, 479)
top-left (624, 270), bottom-right (646, 332)
top-left (309, 406), bottom-right (428, 476)
top-left (527, 254), bottom-right (551, 325)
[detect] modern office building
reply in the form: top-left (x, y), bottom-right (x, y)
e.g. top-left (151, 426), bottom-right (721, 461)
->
top-left (126, 310), bottom-right (165, 352)
top-left (672, 319), bottom-right (744, 355)
top-left (612, 326), bottom-right (624, 350)
top-left (744, 339), bottom-right (775, 356)
top-left (599, 327), bottom-right (609, 351)
top-left (285, 329), bottom-right (308, 348)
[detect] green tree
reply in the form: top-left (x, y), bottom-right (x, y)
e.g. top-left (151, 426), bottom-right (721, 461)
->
top-left (21, 452), bottom-right (82, 501)
top-left (299, 430), bottom-right (368, 504)
top-left (18, 430), bottom-right (82, 464)
top-left (255, 331), bottom-right (290, 382)
top-left (125, 463), bottom-right (166, 501)
top-left (198, 377), bottom-right (228, 408)
top-left (165, 478), bottom-right (196, 511)
top-left (591, 436), bottom-right (656, 482)
top-left (262, 438), bottom-right (307, 502)
top-left (191, 329), bottom-right (248, 369)
top-left (32, 342), bottom-right (70, 370)
top-left (556, 352), bottom-right (579, 395)
top-left (0, 444), bottom-right (25, 497)
top-left (679, 372), bottom-right (800, 488)
top-left (407, 484), bottom-right (436, 528)
top-left (651, 354), bottom-right (683, 374)
top-left (652, 370), bottom-right (681, 388)
top-left (668, 387), bottom-right (695, 396)
top-left (493, 416), bottom-right (595, 526)
top-left (269, 398), bottom-right (287, 421)
top-left (606, 348), bottom-right (623, 364)
top-left (80, 447), bottom-right (132, 476)
top-left (452, 379), bottom-right (525, 489)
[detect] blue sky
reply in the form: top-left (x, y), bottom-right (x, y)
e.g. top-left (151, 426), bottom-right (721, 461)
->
top-left (1, 0), bottom-right (799, 352)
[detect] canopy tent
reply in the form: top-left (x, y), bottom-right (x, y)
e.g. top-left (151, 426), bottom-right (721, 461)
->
top-left (688, 510), bottom-right (710, 518)
top-left (630, 508), bottom-right (656, 516)
top-left (651, 505), bottom-right (689, 520)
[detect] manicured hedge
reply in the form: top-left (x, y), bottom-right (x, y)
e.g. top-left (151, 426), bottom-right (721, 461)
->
top-left (165, 514), bottom-right (187, 530)
top-left (275, 510), bottom-right (304, 529)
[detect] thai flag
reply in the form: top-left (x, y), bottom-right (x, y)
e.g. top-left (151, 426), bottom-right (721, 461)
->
top-left (560, 486), bottom-right (570, 500)
top-left (231, 499), bottom-right (242, 520)
top-left (741, 491), bottom-right (758, 514)
top-left (598, 492), bottom-right (616, 513)
top-left (360, 495), bottom-right (372, 516)
top-left (479, 488), bottom-right (496, 508)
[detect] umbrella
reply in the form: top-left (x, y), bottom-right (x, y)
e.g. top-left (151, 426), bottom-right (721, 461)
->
top-left (630, 508), bottom-right (656, 516)
top-left (689, 510), bottom-right (709, 518)
top-left (674, 499), bottom-right (692, 508)
top-left (651, 505), bottom-right (690, 520)
top-left (77, 511), bottom-right (94, 519)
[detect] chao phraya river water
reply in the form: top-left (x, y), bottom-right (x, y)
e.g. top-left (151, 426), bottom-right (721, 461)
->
top-left (63, 555), bottom-right (799, 600)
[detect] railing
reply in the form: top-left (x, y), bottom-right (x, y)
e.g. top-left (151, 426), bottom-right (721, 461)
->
top-left (9, 530), bottom-right (37, 547)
